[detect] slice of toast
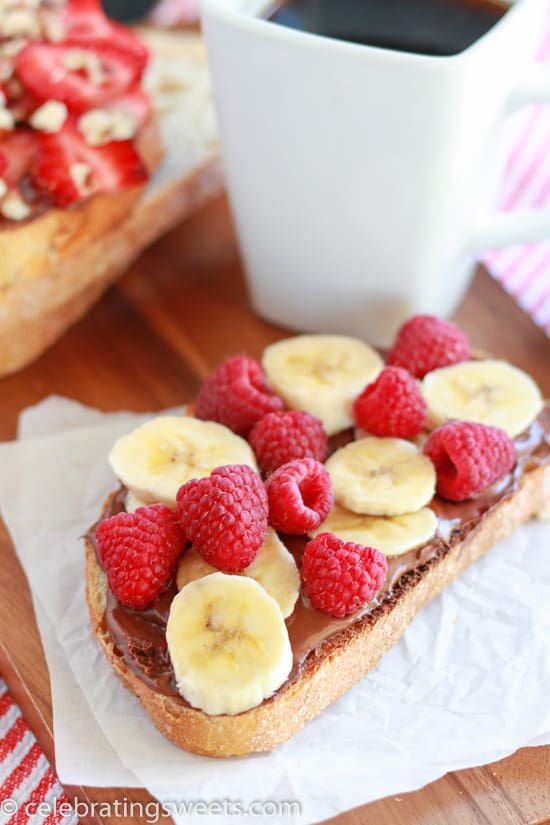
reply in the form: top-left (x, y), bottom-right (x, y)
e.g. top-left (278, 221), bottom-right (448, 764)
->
top-left (85, 406), bottom-right (550, 758)
top-left (0, 29), bottom-right (222, 377)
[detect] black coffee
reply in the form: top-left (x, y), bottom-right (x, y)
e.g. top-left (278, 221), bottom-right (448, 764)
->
top-left (266, 0), bottom-right (510, 56)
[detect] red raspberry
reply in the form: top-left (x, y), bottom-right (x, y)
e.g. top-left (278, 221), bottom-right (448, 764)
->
top-left (353, 366), bottom-right (426, 438)
top-left (249, 410), bottom-right (329, 475)
top-left (423, 421), bottom-right (516, 502)
top-left (301, 533), bottom-right (387, 617)
top-left (95, 504), bottom-right (186, 610)
top-left (194, 355), bottom-right (284, 436)
top-left (265, 458), bottom-right (333, 535)
top-left (387, 315), bottom-right (471, 378)
top-left (176, 465), bottom-right (268, 572)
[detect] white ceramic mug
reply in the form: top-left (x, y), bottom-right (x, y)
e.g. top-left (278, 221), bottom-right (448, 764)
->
top-left (201, 0), bottom-right (550, 344)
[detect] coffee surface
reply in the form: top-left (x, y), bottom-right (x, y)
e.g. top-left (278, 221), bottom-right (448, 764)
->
top-left (266, 0), bottom-right (510, 56)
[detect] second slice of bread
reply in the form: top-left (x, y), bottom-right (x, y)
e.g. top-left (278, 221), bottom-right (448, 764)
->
top-left (0, 29), bottom-right (222, 377)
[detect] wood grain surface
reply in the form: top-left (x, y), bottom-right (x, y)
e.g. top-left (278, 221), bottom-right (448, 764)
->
top-left (0, 194), bottom-right (549, 825)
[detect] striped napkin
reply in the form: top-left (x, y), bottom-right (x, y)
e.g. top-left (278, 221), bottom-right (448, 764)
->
top-left (0, 680), bottom-right (77, 825)
top-left (482, 15), bottom-right (550, 336)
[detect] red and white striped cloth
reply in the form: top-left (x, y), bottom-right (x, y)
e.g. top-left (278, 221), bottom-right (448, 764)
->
top-left (0, 680), bottom-right (77, 825)
top-left (483, 10), bottom-right (550, 335)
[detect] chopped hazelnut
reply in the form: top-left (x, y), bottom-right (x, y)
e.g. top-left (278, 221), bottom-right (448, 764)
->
top-left (79, 107), bottom-right (139, 146)
top-left (70, 162), bottom-right (92, 195)
top-left (0, 39), bottom-right (28, 58)
top-left (30, 100), bottom-right (68, 133)
top-left (0, 9), bottom-right (38, 38)
top-left (110, 108), bottom-right (139, 141)
top-left (0, 107), bottom-right (14, 130)
top-left (41, 13), bottom-right (64, 42)
top-left (1, 192), bottom-right (31, 221)
top-left (63, 48), bottom-right (107, 86)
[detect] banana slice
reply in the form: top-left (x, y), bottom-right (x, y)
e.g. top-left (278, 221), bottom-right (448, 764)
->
top-left (167, 572), bottom-right (292, 716)
top-left (109, 416), bottom-right (258, 508)
top-left (176, 547), bottom-right (216, 589)
top-left (176, 528), bottom-right (300, 618)
top-left (422, 360), bottom-right (543, 438)
top-left (325, 436), bottom-right (436, 516)
top-left (310, 503), bottom-right (437, 556)
top-left (262, 334), bottom-right (383, 435)
top-left (245, 530), bottom-right (300, 619)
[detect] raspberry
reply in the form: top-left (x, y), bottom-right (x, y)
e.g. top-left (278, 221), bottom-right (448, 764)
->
top-left (301, 533), bottom-right (387, 617)
top-left (353, 366), bottom-right (426, 438)
top-left (423, 421), bottom-right (516, 502)
top-left (194, 355), bottom-right (284, 436)
top-left (249, 410), bottom-right (329, 475)
top-left (265, 458), bottom-right (334, 534)
top-left (96, 504), bottom-right (186, 610)
top-left (387, 315), bottom-right (471, 379)
top-left (176, 464), bottom-right (268, 572)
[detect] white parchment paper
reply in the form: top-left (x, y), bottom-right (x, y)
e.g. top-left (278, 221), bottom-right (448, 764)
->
top-left (1, 396), bottom-right (549, 825)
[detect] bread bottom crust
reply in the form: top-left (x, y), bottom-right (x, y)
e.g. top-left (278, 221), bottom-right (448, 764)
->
top-left (85, 459), bottom-right (550, 758)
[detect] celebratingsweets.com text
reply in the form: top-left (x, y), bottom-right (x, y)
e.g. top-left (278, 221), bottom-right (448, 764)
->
top-left (0, 796), bottom-right (302, 822)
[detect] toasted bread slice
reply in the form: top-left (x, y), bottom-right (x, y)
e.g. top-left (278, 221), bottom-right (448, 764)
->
top-left (0, 29), bottom-right (221, 377)
top-left (85, 428), bottom-right (550, 758)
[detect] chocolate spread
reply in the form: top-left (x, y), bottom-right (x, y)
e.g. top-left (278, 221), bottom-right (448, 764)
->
top-left (87, 407), bottom-right (550, 705)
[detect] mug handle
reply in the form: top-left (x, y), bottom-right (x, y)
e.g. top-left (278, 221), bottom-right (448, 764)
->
top-left (469, 63), bottom-right (550, 251)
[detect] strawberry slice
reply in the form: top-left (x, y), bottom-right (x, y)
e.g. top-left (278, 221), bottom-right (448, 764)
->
top-left (31, 120), bottom-right (149, 206)
top-left (0, 129), bottom-right (38, 187)
top-left (63, 0), bottom-right (149, 72)
top-left (15, 41), bottom-right (142, 113)
top-left (0, 153), bottom-right (6, 177)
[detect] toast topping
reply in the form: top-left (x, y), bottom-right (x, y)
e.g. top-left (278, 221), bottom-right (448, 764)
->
top-left (96, 504), bottom-right (186, 610)
top-left (249, 409), bottom-right (329, 475)
top-left (91, 400), bottom-right (550, 703)
top-left (32, 120), bottom-right (148, 205)
top-left (29, 98), bottom-right (67, 131)
top-left (0, 106), bottom-right (14, 129)
top-left (387, 314), bottom-right (471, 378)
top-left (0, 188), bottom-right (30, 218)
top-left (424, 421), bottom-right (516, 502)
top-left (262, 334), bottom-right (383, 435)
top-left (0, 9), bottom-right (38, 38)
top-left (0, 0), bottom-right (152, 220)
top-left (176, 464), bottom-right (269, 574)
top-left (194, 354), bottom-right (285, 437)
top-left (176, 528), bottom-right (300, 620)
top-left (68, 159), bottom-right (89, 193)
top-left (78, 106), bottom-right (138, 146)
top-left (301, 533), bottom-right (387, 618)
top-left (422, 359), bottom-right (544, 437)
top-left (108, 416), bottom-right (258, 510)
top-left (353, 365), bottom-right (427, 439)
top-left (265, 457), bottom-right (333, 535)
top-left (166, 573), bottom-right (293, 717)
top-left (92, 321), bottom-right (550, 715)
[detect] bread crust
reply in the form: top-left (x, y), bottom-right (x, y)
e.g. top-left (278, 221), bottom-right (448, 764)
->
top-left (85, 458), bottom-right (550, 758)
